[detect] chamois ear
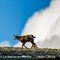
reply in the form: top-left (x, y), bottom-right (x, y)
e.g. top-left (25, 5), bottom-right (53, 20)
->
top-left (13, 33), bottom-right (18, 40)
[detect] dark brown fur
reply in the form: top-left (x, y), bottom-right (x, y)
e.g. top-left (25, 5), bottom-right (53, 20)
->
top-left (14, 34), bottom-right (37, 48)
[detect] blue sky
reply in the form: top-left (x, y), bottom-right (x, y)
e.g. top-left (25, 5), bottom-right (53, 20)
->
top-left (0, 0), bottom-right (51, 46)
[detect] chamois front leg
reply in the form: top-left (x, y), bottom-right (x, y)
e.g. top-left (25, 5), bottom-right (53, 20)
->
top-left (22, 43), bottom-right (28, 49)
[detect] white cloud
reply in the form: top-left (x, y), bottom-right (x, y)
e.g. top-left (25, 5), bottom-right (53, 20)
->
top-left (22, 0), bottom-right (60, 40)
top-left (0, 40), bottom-right (11, 47)
top-left (48, 18), bottom-right (60, 38)
top-left (14, 0), bottom-right (60, 48)
top-left (13, 42), bottom-right (22, 47)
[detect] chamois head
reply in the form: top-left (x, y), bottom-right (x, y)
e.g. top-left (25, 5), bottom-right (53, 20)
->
top-left (13, 34), bottom-right (21, 40)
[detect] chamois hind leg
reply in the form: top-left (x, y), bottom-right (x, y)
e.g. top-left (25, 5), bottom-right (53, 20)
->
top-left (31, 41), bottom-right (38, 49)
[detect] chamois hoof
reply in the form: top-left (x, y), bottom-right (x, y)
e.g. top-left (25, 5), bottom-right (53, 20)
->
top-left (31, 45), bottom-right (38, 49)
